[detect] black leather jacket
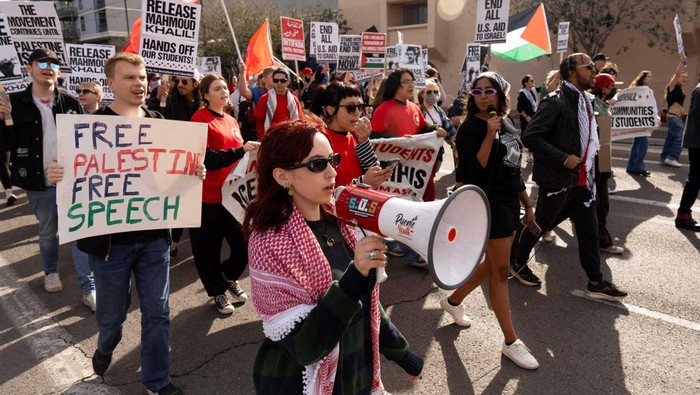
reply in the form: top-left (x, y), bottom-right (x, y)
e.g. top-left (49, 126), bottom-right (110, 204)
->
top-left (523, 86), bottom-right (588, 190)
top-left (0, 84), bottom-right (83, 190)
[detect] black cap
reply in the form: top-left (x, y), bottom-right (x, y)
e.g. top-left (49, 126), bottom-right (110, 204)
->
top-left (27, 48), bottom-right (61, 65)
top-left (592, 53), bottom-right (610, 62)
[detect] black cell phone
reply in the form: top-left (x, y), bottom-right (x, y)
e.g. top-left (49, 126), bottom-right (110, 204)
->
top-left (379, 158), bottom-right (400, 170)
top-left (526, 220), bottom-right (542, 237)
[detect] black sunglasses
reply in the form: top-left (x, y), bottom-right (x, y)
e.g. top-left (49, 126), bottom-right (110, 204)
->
top-left (77, 89), bottom-right (97, 95)
top-left (273, 78), bottom-right (288, 83)
top-left (286, 153), bottom-right (341, 173)
top-left (173, 79), bottom-right (189, 85)
top-left (338, 103), bottom-right (367, 113)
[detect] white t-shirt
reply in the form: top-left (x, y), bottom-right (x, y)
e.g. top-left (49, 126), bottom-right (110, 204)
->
top-left (33, 95), bottom-right (56, 186)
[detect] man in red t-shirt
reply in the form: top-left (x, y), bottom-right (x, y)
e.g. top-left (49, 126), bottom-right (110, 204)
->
top-left (254, 68), bottom-right (303, 140)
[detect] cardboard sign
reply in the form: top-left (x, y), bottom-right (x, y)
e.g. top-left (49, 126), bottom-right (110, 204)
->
top-left (65, 43), bottom-right (115, 101)
top-left (610, 86), bottom-right (659, 141)
top-left (280, 17), bottom-right (305, 61)
top-left (55, 114), bottom-right (207, 244)
top-left (0, 1), bottom-right (67, 92)
top-left (337, 34), bottom-right (361, 72)
top-left (557, 21), bottom-right (569, 53)
top-left (139, 0), bottom-right (201, 76)
top-left (0, 14), bottom-right (22, 86)
top-left (475, 0), bottom-right (510, 44)
top-left (385, 45), bottom-right (401, 72)
top-left (360, 32), bottom-right (386, 74)
top-left (673, 15), bottom-right (684, 57)
top-left (310, 21), bottom-right (339, 62)
top-left (196, 56), bottom-right (221, 74)
top-left (221, 151), bottom-right (258, 223)
top-left (397, 44), bottom-right (425, 88)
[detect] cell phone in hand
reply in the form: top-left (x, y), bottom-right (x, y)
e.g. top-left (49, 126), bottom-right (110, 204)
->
top-left (526, 220), bottom-right (542, 237)
top-left (379, 158), bottom-right (400, 170)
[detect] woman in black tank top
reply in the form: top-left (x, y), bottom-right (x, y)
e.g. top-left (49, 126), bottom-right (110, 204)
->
top-left (661, 58), bottom-right (688, 167)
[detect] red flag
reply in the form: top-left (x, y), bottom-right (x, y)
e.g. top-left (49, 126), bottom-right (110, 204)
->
top-left (122, 0), bottom-right (200, 54)
top-left (245, 19), bottom-right (275, 80)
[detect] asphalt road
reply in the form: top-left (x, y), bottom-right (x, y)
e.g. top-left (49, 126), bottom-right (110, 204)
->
top-left (1, 142), bottom-right (699, 395)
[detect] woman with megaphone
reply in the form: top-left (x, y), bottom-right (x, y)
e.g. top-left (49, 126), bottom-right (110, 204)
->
top-left (244, 118), bottom-right (424, 393)
top-left (440, 72), bottom-right (540, 370)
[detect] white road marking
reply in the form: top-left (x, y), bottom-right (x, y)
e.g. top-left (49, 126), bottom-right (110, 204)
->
top-left (572, 290), bottom-right (700, 332)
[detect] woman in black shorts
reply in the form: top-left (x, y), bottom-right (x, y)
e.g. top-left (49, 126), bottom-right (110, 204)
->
top-left (440, 72), bottom-right (539, 370)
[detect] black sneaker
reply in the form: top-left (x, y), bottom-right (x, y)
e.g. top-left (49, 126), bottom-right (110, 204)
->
top-left (6, 194), bottom-right (17, 206)
top-left (92, 349), bottom-right (112, 376)
top-left (146, 383), bottom-right (184, 395)
top-left (585, 280), bottom-right (628, 302)
top-left (227, 280), bottom-right (248, 303)
top-left (509, 264), bottom-right (542, 287)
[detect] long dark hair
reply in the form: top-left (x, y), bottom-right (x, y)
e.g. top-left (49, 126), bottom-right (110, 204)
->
top-left (466, 74), bottom-right (510, 117)
top-left (629, 70), bottom-right (651, 88)
top-left (167, 76), bottom-right (202, 120)
top-left (379, 68), bottom-right (413, 104)
top-left (243, 118), bottom-right (328, 235)
top-left (309, 81), bottom-right (361, 121)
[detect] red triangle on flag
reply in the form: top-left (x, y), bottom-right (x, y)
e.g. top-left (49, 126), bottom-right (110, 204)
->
top-left (521, 3), bottom-right (551, 52)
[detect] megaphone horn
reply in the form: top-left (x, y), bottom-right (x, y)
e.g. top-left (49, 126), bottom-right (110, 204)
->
top-left (333, 185), bottom-right (490, 289)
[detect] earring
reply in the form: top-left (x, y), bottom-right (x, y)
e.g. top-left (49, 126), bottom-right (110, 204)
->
top-left (284, 184), bottom-right (293, 196)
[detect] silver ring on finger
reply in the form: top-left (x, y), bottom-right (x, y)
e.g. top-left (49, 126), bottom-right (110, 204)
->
top-left (368, 251), bottom-right (377, 259)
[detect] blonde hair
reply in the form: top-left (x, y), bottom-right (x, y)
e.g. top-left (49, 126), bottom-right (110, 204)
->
top-left (78, 81), bottom-right (104, 101)
top-left (104, 52), bottom-right (146, 78)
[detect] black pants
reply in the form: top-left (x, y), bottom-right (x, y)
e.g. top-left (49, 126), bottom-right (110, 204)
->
top-left (0, 150), bottom-right (11, 190)
top-left (595, 172), bottom-right (613, 247)
top-left (189, 203), bottom-right (248, 296)
top-left (514, 186), bottom-right (603, 283)
top-left (679, 148), bottom-right (700, 214)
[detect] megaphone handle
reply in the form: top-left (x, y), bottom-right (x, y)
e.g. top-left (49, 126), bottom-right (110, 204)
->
top-left (359, 228), bottom-right (388, 284)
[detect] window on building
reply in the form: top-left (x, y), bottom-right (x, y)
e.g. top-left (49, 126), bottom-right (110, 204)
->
top-left (98, 10), bottom-right (108, 32)
top-left (80, 16), bottom-right (85, 31)
top-left (79, 0), bottom-right (83, 10)
top-left (404, 2), bottom-right (427, 25)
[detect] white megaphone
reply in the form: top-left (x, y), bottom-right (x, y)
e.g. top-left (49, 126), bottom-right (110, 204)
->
top-left (333, 184), bottom-right (490, 290)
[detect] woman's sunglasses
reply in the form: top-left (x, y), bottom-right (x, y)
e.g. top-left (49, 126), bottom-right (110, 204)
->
top-left (470, 88), bottom-right (498, 97)
top-left (286, 153), bottom-right (341, 173)
top-left (77, 89), bottom-right (97, 95)
top-left (36, 61), bottom-right (60, 71)
top-left (338, 103), bottom-right (367, 113)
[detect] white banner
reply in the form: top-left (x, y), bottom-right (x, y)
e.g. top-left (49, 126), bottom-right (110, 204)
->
top-left (65, 43), bottom-right (115, 101)
top-left (557, 21), bottom-right (569, 53)
top-left (673, 15), bottom-right (685, 57)
top-left (310, 21), bottom-right (339, 62)
top-left (56, 115), bottom-right (207, 244)
top-left (610, 87), bottom-right (659, 141)
top-left (475, 0), bottom-right (510, 44)
top-left (140, 0), bottom-right (201, 76)
top-left (0, 14), bottom-right (22, 86)
top-left (385, 45), bottom-right (400, 72)
top-left (221, 151), bottom-right (258, 223)
top-left (337, 34), bottom-right (361, 72)
top-left (397, 44), bottom-right (425, 88)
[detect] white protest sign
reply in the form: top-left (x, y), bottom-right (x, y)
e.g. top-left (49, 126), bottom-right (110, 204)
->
top-left (280, 17), bottom-right (305, 61)
top-left (369, 133), bottom-right (443, 201)
top-left (55, 115), bottom-right (207, 244)
top-left (673, 15), bottom-right (684, 57)
top-left (610, 87), bottom-right (659, 141)
top-left (0, 14), bottom-right (22, 86)
top-left (385, 45), bottom-right (401, 71)
top-left (421, 48), bottom-right (429, 70)
top-left (475, 0), bottom-right (510, 44)
top-left (360, 32), bottom-right (386, 74)
top-left (337, 34), bottom-right (361, 72)
top-left (196, 56), bottom-right (221, 74)
top-left (398, 44), bottom-right (425, 88)
top-left (0, 1), bottom-right (67, 92)
top-left (140, 0), bottom-right (201, 76)
top-left (557, 21), bottom-right (569, 53)
top-left (65, 43), bottom-right (115, 101)
top-left (221, 151), bottom-right (258, 223)
top-left (310, 22), bottom-right (339, 62)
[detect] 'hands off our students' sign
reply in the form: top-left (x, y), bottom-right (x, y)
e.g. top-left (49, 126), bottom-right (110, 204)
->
top-left (55, 115), bottom-right (207, 244)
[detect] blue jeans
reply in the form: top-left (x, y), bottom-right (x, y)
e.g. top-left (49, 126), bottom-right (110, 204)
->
top-left (386, 239), bottom-right (422, 262)
top-left (661, 117), bottom-right (685, 162)
top-left (26, 188), bottom-right (94, 294)
top-left (89, 238), bottom-right (171, 391)
top-left (626, 136), bottom-right (649, 172)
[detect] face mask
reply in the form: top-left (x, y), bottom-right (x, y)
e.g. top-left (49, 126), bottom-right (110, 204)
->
top-left (425, 92), bottom-right (438, 106)
top-left (605, 88), bottom-right (617, 101)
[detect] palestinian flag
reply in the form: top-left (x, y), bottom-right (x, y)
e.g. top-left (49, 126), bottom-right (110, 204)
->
top-left (491, 3), bottom-right (551, 62)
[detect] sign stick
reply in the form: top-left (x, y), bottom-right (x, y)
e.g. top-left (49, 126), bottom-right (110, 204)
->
top-left (219, 0), bottom-right (243, 61)
top-left (160, 74), bottom-right (170, 108)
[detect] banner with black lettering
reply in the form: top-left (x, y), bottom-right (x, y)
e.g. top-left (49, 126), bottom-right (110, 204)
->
top-left (55, 114), bottom-right (207, 244)
top-left (0, 14), bottom-right (22, 86)
top-left (360, 32), bottom-right (386, 74)
top-left (65, 43), bottom-right (115, 101)
top-left (140, 0), bottom-right (201, 76)
top-left (337, 34), bottom-right (361, 72)
top-left (310, 22), bottom-right (339, 62)
top-left (557, 21), bottom-right (570, 53)
top-left (475, 0), bottom-right (510, 44)
top-left (610, 86), bottom-right (659, 141)
top-left (221, 151), bottom-right (258, 223)
top-left (0, 1), bottom-right (67, 92)
top-left (369, 132), bottom-right (443, 201)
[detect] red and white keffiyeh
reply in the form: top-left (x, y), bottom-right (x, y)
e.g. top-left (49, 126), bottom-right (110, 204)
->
top-left (249, 205), bottom-right (387, 395)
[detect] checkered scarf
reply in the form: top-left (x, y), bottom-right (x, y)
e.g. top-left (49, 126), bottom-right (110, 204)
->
top-left (249, 204), bottom-right (386, 395)
top-left (264, 88), bottom-right (300, 132)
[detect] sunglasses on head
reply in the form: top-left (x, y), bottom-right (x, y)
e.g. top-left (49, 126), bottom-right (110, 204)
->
top-left (77, 89), bottom-right (97, 95)
top-left (173, 79), bottom-right (189, 85)
top-left (470, 88), bottom-right (498, 97)
top-left (339, 103), bottom-right (367, 113)
top-left (286, 153), bottom-right (341, 173)
top-left (36, 61), bottom-right (60, 71)
top-left (273, 78), bottom-right (288, 83)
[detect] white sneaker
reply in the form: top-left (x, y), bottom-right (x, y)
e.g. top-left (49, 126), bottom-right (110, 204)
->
top-left (214, 295), bottom-right (235, 315)
top-left (664, 158), bottom-right (682, 168)
top-left (600, 245), bottom-right (624, 254)
top-left (439, 297), bottom-right (472, 327)
top-left (228, 281), bottom-right (248, 303)
top-left (44, 273), bottom-right (63, 292)
top-left (541, 231), bottom-right (555, 243)
top-left (83, 291), bottom-right (97, 312)
top-left (502, 339), bottom-right (539, 370)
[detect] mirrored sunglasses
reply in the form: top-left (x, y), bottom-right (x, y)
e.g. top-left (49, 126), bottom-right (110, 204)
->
top-left (36, 61), bottom-right (60, 71)
top-left (286, 153), bottom-right (341, 173)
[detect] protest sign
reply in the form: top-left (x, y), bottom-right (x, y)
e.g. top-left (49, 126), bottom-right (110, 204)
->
top-left (140, 0), bottom-right (201, 76)
top-left (65, 43), bottom-right (115, 101)
top-left (0, 1), bottom-right (67, 92)
top-left (0, 15), bottom-right (22, 86)
top-left (221, 151), bottom-right (258, 223)
top-left (369, 133), bottom-right (443, 201)
top-left (337, 34), bottom-right (361, 72)
top-left (196, 56), bottom-right (221, 74)
top-left (421, 48), bottom-right (429, 70)
top-left (310, 21), bottom-right (339, 62)
top-left (385, 45), bottom-right (401, 72)
top-left (280, 17), bottom-right (305, 61)
top-left (360, 32), bottom-right (386, 74)
top-left (609, 86), bottom-right (659, 141)
top-left (398, 44), bottom-right (425, 88)
top-left (55, 114), bottom-right (207, 244)
top-left (557, 21), bottom-right (569, 53)
top-left (475, 0), bottom-right (510, 44)
top-left (673, 15), bottom-right (685, 58)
